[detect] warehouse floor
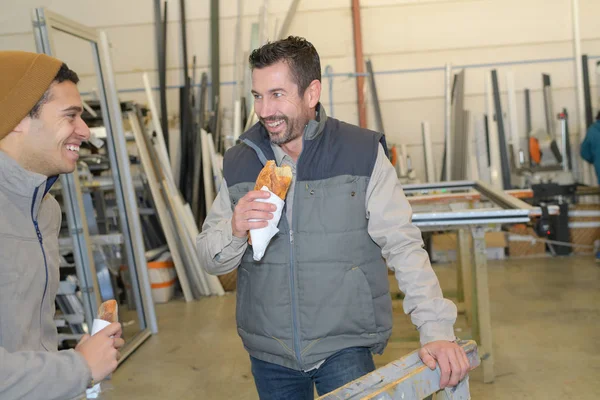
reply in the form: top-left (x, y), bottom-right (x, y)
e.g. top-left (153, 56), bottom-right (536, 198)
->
top-left (105, 256), bottom-right (600, 399)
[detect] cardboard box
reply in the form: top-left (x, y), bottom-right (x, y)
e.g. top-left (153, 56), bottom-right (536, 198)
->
top-left (508, 225), bottom-right (546, 258)
top-left (570, 204), bottom-right (600, 254)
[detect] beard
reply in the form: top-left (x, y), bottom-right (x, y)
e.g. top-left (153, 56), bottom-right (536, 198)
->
top-left (260, 113), bottom-right (307, 146)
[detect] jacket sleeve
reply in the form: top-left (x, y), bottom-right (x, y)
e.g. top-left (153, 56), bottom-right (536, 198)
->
top-left (366, 144), bottom-right (457, 345)
top-left (0, 346), bottom-right (90, 400)
top-left (196, 178), bottom-right (248, 275)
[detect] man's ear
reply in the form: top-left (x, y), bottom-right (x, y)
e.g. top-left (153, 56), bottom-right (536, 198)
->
top-left (305, 79), bottom-right (322, 109)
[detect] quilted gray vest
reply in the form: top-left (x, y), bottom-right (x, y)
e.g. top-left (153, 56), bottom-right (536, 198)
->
top-left (223, 109), bottom-right (393, 371)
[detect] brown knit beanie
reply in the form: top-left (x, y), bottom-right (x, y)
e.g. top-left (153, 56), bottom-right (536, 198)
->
top-left (0, 51), bottom-right (63, 141)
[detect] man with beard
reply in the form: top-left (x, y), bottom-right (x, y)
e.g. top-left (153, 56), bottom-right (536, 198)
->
top-left (196, 36), bottom-right (468, 400)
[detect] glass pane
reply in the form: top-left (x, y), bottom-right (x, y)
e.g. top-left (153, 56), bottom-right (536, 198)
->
top-left (47, 29), bottom-right (149, 349)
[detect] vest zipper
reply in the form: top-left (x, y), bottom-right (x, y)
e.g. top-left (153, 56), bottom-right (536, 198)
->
top-left (32, 186), bottom-right (50, 351)
top-left (289, 229), bottom-right (303, 367)
top-left (289, 133), bottom-right (307, 369)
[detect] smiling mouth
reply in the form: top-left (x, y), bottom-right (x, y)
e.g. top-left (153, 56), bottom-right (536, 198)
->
top-left (266, 119), bottom-right (285, 128)
top-left (65, 144), bottom-right (80, 153)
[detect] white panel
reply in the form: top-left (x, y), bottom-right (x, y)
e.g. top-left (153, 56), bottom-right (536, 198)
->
top-left (0, 32), bottom-right (36, 52)
top-left (362, 0), bottom-right (571, 55)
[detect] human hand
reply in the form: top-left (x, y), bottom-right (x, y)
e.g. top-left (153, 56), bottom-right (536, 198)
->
top-left (75, 322), bottom-right (123, 381)
top-left (418, 340), bottom-right (470, 388)
top-left (232, 190), bottom-right (276, 238)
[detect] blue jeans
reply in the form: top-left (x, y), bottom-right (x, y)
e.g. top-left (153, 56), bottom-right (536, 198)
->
top-left (250, 347), bottom-right (376, 400)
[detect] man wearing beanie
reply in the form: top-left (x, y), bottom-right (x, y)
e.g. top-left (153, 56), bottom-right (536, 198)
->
top-left (0, 51), bottom-right (124, 399)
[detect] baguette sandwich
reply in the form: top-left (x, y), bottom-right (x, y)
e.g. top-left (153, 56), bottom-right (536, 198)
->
top-left (97, 299), bottom-right (118, 323)
top-left (254, 160), bottom-right (293, 200)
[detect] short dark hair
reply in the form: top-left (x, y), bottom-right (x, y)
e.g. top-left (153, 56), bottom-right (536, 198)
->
top-left (29, 63), bottom-right (79, 118)
top-left (249, 36), bottom-right (321, 96)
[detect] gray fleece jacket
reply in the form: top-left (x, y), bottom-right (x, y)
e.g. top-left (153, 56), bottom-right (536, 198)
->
top-left (0, 150), bottom-right (91, 400)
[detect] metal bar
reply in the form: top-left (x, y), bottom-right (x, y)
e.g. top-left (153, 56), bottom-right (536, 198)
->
top-left (505, 71), bottom-right (519, 170)
top-left (404, 179), bottom-right (534, 212)
top-left (491, 70), bottom-right (512, 190)
top-left (278, 0), bottom-right (301, 39)
top-left (474, 114), bottom-right (491, 184)
top-left (317, 340), bottom-right (479, 399)
top-left (542, 74), bottom-right (555, 138)
top-left (560, 115), bottom-right (569, 172)
top-left (99, 31), bottom-right (158, 333)
top-left (34, 8), bottom-right (98, 43)
top-left (324, 65), bottom-right (335, 118)
top-left (451, 70), bottom-right (466, 180)
top-left (582, 54), bottom-right (593, 128)
top-left (403, 180), bottom-right (476, 192)
top-left (572, 0), bottom-right (586, 184)
top-left (457, 230), bottom-right (473, 325)
top-left (474, 180), bottom-right (533, 210)
top-left (128, 110), bottom-right (194, 302)
top-left (524, 88), bottom-right (532, 168)
top-left (160, 1), bottom-right (169, 152)
top-left (444, 64), bottom-right (452, 181)
top-left (413, 209), bottom-right (530, 222)
top-left (597, 61), bottom-right (600, 112)
top-left (321, 56), bottom-right (577, 78)
top-left (351, 0), bottom-right (367, 128)
top-left (210, 0), bottom-right (220, 109)
top-left (407, 189), bottom-right (533, 204)
top-left (117, 329), bottom-right (152, 365)
top-left (471, 227), bottom-right (494, 383)
top-left (81, 193), bottom-right (115, 301)
top-left (179, 0), bottom-right (189, 88)
top-left (366, 59), bottom-right (384, 134)
top-left (485, 80), bottom-right (503, 189)
top-left (421, 121), bottom-right (436, 183)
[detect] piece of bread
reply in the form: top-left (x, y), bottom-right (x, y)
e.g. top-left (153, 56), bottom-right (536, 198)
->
top-left (254, 160), bottom-right (293, 200)
top-left (97, 300), bottom-right (118, 323)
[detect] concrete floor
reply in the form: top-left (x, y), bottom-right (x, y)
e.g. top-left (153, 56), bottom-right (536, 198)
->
top-left (105, 256), bottom-right (600, 399)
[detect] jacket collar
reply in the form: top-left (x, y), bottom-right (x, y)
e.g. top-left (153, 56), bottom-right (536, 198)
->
top-left (0, 150), bottom-right (58, 218)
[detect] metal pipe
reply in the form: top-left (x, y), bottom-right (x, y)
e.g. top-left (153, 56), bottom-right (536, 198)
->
top-left (572, 0), bottom-right (587, 183)
top-left (232, 0), bottom-right (243, 109)
top-left (324, 65), bottom-right (335, 118)
top-left (582, 54), bottom-right (593, 128)
top-left (491, 70), bottom-right (511, 190)
top-left (210, 0), bottom-right (220, 109)
top-left (351, 0), bottom-right (367, 128)
top-left (505, 71), bottom-right (519, 169)
top-left (366, 59), bottom-right (384, 134)
top-left (160, 1), bottom-right (169, 152)
top-left (421, 121), bottom-right (435, 183)
top-left (444, 63), bottom-right (452, 181)
top-left (485, 73), bottom-right (502, 190)
top-left (560, 114), bottom-right (569, 172)
top-left (542, 75), bottom-right (555, 137)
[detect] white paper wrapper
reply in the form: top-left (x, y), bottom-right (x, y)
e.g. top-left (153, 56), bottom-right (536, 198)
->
top-left (249, 186), bottom-right (285, 261)
top-left (91, 319), bottom-right (111, 336)
top-left (86, 319), bottom-right (112, 399)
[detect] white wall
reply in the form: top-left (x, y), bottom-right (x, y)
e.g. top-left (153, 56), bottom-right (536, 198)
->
top-left (1, 0), bottom-right (599, 182)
